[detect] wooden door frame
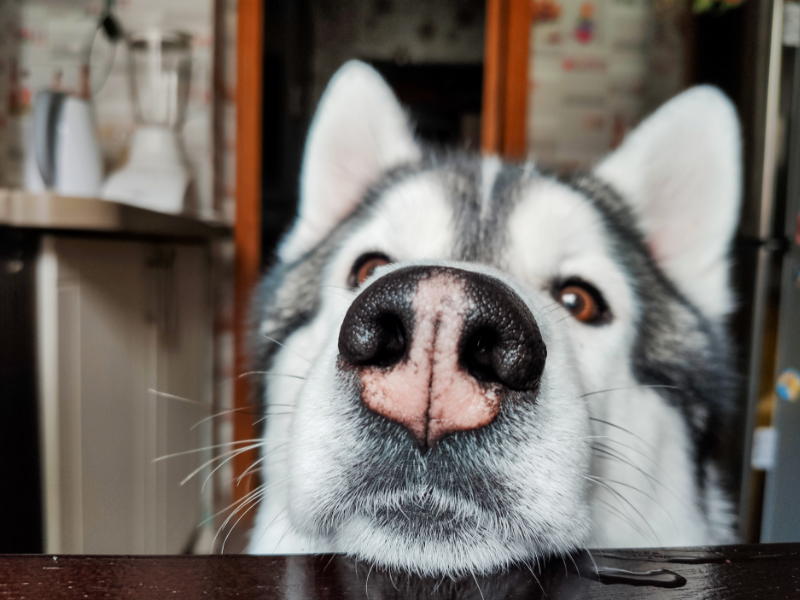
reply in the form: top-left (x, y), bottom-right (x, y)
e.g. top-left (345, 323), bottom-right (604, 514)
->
top-left (233, 0), bottom-right (264, 506)
top-left (482, 0), bottom-right (532, 159)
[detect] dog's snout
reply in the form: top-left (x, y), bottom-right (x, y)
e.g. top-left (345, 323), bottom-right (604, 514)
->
top-left (339, 266), bottom-right (546, 449)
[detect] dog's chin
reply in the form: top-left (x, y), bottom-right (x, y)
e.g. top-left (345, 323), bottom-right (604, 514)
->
top-left (294, 493), bottom-right (590, 577)
top-left (330, 514), bottom-right (584, 577)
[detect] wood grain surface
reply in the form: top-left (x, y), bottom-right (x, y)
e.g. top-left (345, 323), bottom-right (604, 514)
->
top-left (0, 544), bottom-right (797, 599)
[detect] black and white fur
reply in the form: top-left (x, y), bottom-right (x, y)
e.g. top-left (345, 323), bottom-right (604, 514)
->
top-left (246, 61), bottom-right (740, 577)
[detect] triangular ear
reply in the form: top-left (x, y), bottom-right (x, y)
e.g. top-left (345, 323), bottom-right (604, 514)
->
top-left (594, 86), bottom-right (741, 319)
top-left (280, 61), bottom-right (421, 261)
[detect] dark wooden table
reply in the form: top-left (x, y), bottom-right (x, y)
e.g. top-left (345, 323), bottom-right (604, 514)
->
top-left (0, 544), bottom-right (797, 599)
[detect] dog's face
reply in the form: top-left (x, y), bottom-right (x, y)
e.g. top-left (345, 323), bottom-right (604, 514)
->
top-left (249, 62), bottom-right (740, 576)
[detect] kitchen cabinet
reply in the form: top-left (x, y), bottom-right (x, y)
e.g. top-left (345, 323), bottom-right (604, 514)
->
top-left (0, 191), bottom-right (230, 554)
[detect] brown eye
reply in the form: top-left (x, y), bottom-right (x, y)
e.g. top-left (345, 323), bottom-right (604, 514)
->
top-left (349, 253), bottom-right (391, 287)
top-left (556, 280), bottom-right (609, 325)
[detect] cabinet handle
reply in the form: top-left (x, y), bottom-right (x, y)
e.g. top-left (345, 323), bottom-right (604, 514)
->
top-left (145, 247), bottom-right (178, 338)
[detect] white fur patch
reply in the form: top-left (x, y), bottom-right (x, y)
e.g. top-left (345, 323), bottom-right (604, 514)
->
top-left (480, 155), bottom-right (503, 221)
top-left (595, 86), bottom-right (741, 319)
top-left (281, 61), bottom-right (422, 262)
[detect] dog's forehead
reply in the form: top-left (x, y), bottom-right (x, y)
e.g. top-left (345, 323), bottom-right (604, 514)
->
top-left (362, 155), bottom-right (618, 270)
top-left (360, 156), bottom-right (495, 256)
top-left (364, 171), bottom-right (457, 258)
top-left (507, 177), bottom-right (621, 278)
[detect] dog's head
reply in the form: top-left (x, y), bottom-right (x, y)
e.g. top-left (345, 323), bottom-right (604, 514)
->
top-left (250, 61), bottom-right (740, 576)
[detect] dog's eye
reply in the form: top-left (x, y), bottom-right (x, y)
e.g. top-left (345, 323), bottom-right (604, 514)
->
top-left (556, 280), bottom-right (610, 325)
top-left (349, 253), bottom-right (391, 287)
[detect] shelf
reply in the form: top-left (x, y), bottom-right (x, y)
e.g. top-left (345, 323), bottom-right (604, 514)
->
top-left (0, 189), bottom-right (231, 241)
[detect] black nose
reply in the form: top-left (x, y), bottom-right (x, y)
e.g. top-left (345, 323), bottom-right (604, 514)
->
top-left (457, 271), bottom-right (546, 391)
top-left (338, 266), bottom-right (546, 392)
top-left (338, 269), bottom-right (416, 369)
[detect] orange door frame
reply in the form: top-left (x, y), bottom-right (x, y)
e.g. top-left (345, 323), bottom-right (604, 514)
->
top-left (232, 0), bottom-right (264, 505)
top-left (482, 0), bottom-right (532, 159)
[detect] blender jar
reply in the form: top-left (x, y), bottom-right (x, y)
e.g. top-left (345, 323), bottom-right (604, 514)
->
top-left (126, 30), bottom-right (192, 130)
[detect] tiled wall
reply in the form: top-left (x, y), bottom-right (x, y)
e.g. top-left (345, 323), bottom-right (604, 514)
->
top-left (0, 0), bottom-right (237, 221)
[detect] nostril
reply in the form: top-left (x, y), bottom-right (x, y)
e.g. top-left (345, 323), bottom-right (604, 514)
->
top-left (339, 308), bottom-right (409, 369)
top-left (367, 313), bottom-right (407, 367)
top-left (458, 281), bottom-right (546, 392)
top-left (460, 327), bottom-right (502, 385)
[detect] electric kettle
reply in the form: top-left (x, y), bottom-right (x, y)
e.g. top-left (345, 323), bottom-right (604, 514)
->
top-left (24, 90), bottom-right (104, 197)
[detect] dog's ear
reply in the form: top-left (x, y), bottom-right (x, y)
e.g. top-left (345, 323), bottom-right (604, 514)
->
top-left (594, 86), bottom-right (741, 319)
top-left (280, 60), bottom-right (421, 261)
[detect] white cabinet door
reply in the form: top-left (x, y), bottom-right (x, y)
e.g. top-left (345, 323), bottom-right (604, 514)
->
top-left (37, 236), bottom-right (213, 554)
top-left (151, 245), bottom-right (214, 554)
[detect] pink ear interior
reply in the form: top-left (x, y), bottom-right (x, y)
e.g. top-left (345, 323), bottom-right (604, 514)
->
top-left (593, 86), bottom-right (740, 318)
top-left (286, 61), bottom-right (420, 261)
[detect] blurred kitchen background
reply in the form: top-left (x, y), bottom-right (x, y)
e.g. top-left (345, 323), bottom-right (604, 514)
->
top-left (1, 0), bottom-right (799, 555)
top-left (0, 0), bottom-right (237, 219)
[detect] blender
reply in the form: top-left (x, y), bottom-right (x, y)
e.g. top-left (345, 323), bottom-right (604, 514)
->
top-left (102, 29), bottom-right (194, 214)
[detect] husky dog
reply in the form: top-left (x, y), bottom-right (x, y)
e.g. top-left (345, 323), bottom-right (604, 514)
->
top-left (247, 61), bottom-right (740, 577)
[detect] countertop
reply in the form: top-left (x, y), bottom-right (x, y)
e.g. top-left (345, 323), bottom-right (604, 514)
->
top-left (0, 544), bottom-right (797, 599)
top-left (0, 189), bottom-right (231, 240)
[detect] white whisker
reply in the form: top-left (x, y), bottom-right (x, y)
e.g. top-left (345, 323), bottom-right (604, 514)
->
top-left (588, 417), bottom-right (660, 456)
top-left (148, 389), bottom-right (209, 408)
top-left (580, 384), bottom-right (681, 399)
top-left (191, 407), bottom-right (257, 430)
top-left (154, 439), bottom-right (265, 462)
top-left (215, 486), bottom-right (269, 553)
top-left (179, 443), bottom-right (266, 486)
top-left (236, 442), bottom-right (290, 484)
top-left (252, 411), bottom-right (294, 425)
top-left (252, 506), bottom-right (289, 547)
top-left (584, 475), bottom-right (660, 545)
top-left (238, 371), bottom-right (306, 380)
top-left (221, 491), bottom-right (268, 554)
top-left (263, 334), bottom-right (312, 364)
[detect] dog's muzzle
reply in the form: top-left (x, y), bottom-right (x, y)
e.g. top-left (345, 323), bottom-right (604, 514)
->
top-left (338, 266), bottom-right (546, 449)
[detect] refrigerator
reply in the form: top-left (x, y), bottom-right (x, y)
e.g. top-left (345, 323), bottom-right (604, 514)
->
top-left (757, 0), bottom-right (800, 543)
